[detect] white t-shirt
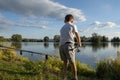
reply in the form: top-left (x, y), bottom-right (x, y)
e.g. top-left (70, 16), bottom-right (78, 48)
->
top-left (60, 22), bottom-right (78, 45)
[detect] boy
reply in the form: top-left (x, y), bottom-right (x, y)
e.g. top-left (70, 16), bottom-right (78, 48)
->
top-left (59, 14), bottom-right (81, 80)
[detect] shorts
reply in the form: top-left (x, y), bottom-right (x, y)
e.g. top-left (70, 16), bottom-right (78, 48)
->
top-left (59, 43), bottom-right (75, 63)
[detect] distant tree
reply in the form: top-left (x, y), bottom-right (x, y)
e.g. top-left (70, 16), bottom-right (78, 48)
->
top-left (22, 38), bottom-right (29, 42)
top-left (54, 35), bottom-right (60, 42)
top-left (111, 37), bottom-right (120, 42)
top-left (37, 39), bottom-right (43, 42)
top-left (44, 36), bottom-right (49, 42)
top-left (91, 33), bottom-right (101, 43)
top-left (101, 36), bottom-right (108, 42)
top-left (81, 36), bottom-right (88, 42)
top-left (11, 34), bottom-right (22, 42)
top-left (22, 38), bottom-right (43, 42)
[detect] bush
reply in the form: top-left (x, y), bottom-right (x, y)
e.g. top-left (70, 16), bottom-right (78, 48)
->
top-left (39, 57), bottom-right (63, 72)
top-left (76, 61), bottom-right (96, 77)
top-left (96, 58), bottom-right (120, 80)
top-left (0, 49), bottom-right (30, 63)
top-left (0, 49), bottom-right (17, 61)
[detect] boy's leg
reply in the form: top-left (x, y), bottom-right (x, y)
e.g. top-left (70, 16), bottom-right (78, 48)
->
top-left (59, 45), bottom-right (69, 79)
top-left (63, 60), bottom-right (69, 78)
top-left (71, 62), bottom-right (78, 80)
top-left (66, 44), bottom-right (78, 80)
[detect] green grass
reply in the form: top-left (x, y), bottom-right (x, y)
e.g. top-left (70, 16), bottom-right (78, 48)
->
top-left (0, 48), bottom-right (119, 80)
top-left (96, 58), bottom-right (120, 80)
top-left (0, 49), bottom-right (97, 80)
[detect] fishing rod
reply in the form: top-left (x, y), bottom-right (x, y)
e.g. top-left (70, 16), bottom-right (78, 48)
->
top-left (74, 44), bottom-right (81, 53)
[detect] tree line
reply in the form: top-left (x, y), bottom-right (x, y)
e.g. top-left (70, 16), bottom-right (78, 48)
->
top-left (0, 33), bottom-right (120, 42)
top-left (0, 34), bottom-right (60, 42)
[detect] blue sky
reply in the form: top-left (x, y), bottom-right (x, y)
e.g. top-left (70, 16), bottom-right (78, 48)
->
top-left (0, 0), bottom-right (120, 39)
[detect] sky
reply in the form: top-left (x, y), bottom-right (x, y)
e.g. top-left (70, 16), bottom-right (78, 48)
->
top-left (0, 0), bottom-right (120, 39)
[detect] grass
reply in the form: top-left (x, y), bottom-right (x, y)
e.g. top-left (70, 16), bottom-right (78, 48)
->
top-left (96, 57), bottom-right (120, 80)
top-left (0, 48), bottom-right (120, 80)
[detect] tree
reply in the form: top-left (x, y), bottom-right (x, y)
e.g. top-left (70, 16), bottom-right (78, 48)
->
top-left (91, 33), bottom-right (101, 43)
top-left (11, 34), bottom-right (22, 42)
top-left (22, 38), bottom-right (29, 42)
top-left (101, 36), bottom-right (108, 42)
top-left (81, 36), bottom-right (88, 42)
top-left (111, 37), bottom-right (120, 42)
top-left (44, 36), bottom-right (49, 42)
top-left (54, 35), bottom-right (60, 42)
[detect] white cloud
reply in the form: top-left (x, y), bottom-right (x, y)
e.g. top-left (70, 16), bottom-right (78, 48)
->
top-left (91, 21), bottom-right (116, 28)
top-left (93, 21), bottom-right (101, 25)
top-left (0, 0), bottom-right (86, 21)
top-left (79, 28), bottom-right (90, 33)
top-left (0, 13), bottom-right (48, 29)
top-left (14, 23), bottom-right (48, 29)
top-left (104, 22), bottom-right (116, 28)
top-left (19, 17), bottom-right (51, 25)
top-left (80, 21), bottom-right (119, 33)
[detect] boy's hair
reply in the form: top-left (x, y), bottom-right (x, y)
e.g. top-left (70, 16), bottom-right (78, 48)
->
top-left (64, 14), bottom-right (74, 23)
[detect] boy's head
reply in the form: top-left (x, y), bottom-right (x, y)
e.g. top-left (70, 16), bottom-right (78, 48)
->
top-left (64, 14), bottom-right (74, 23)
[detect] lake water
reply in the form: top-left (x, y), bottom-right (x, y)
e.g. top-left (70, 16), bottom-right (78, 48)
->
top-left (0, 42), bottom-right (120, 69)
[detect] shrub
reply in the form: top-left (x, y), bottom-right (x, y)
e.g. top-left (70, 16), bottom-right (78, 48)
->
top-left (76, 61), bottom-right (96, 77)
top-left (0, 49), bottom-right (17, 61)
top-left (40, 57), bottom-right (63, 72)
top-left (96, 58), bottom-right (120, 80)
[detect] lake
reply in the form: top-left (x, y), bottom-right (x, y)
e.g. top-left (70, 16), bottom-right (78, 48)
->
top-left (0, 42), bottom-right (120, 69)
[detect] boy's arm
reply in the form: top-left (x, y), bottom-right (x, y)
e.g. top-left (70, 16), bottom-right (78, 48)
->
top-left (75, 32), bottom-right (82, 47)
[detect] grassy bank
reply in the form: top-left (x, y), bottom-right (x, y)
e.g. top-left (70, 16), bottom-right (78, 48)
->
top-left (0, 48), bottom-right (120, 80)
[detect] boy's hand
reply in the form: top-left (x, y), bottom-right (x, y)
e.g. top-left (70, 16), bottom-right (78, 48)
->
top-left (78, 43), bottom-right (82, 47)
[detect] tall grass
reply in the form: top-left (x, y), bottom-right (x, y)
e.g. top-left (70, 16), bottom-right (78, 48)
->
top-left (1, 48), bottom-right (120, 80)
top-left (96, 58), bottom-right (120, 80)
top-left (0, 48), bottom-right (97, 80)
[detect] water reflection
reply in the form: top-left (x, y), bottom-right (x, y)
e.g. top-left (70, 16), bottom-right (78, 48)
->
top-left (11, 42), bottom-right (22, 49)
top-left (53, 42), bottom-right (59, 49)
top-left (1, 42), bottom-right (120, 68)
top-left (30, 53), bottom-right (34, 56)
top-left (48, 42), bottom-right (109, 52)
top-left (81, 42), bottom-right (108, 52)
top-left (23, 42), bottom-right (29, 46)
top-left (44, 42), bottom-right (49, 48)
top-left (92, 43), bottom-right (108, 52)
top-left (111, 42), bottom-right (120, 48)
top-left (102, 43), bottom-right (108, 48)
